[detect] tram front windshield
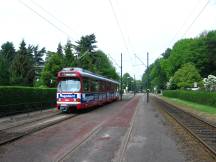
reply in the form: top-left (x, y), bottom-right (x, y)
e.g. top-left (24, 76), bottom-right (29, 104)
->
top-left (57, 78), bottom-right (81, 92)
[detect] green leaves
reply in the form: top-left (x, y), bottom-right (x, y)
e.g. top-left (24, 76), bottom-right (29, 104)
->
top-left (91, 50), bottom-right (119, 80)
top-left (10, 40), bottom-right (35, 86)
top-left (0, 41), bottom-right (16, 62)
top-left (0, 34), bottom-right (119, 87)
top-left (0, 40), bottom-right (47, 86)
top-left (0, 86), bottom-right (56, 116)
top-left (171, 63), bottom-right (202, 89)
top-left (33, 45), bottom-right (46, 66)
top-left (40, 53), bottom-right (64, 87)
top-left (143, 30), bottom-right (216, 91)
top-left (122, 73), bottom-right (133, 91)
top-left (163, 90), bottom-right (216, 108)
top-left (0, 55), bottom-right (10, 85)
top-left (64, 40), bottom-right (75, 67)
top-left (0, 42), bottom-right (16, 85)
top-left (75, 33), bottom-right (97, 55)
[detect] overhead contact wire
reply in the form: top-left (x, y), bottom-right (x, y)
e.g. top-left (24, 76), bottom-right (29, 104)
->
top-left (19, 0), bottom-right (73, 39)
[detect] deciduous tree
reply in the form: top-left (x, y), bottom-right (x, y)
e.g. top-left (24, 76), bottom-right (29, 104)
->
top-left (40, 52), bottom-right (64, 87)
top-left (172, 63), bottom-right (202, 89)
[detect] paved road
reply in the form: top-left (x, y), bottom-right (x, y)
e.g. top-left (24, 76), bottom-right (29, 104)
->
top-left (0, 94), bottom-right (189, 162)
top-left (122, 95), bottom-right (185, 162)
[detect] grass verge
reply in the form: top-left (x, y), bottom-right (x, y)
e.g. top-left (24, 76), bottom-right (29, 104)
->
top-left (161, 96), bottom-right (216, 115)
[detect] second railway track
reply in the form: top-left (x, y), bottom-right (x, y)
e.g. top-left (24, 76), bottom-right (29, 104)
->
top-left (155, 97), bottom-right (216, 159)
top-left (0, 112), bottom-right (78, 146)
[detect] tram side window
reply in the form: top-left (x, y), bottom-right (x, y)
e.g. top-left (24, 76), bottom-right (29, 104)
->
top-left (91, 80), bottom-right (99, 92)
top-left (105, 82), bottom-right (108, 91)
top-left (106, 82), bottom-right (110, 91)
top-left (99, 81), bottom-right (102, 92)
top-left (111, 83), bottom-right (114, 91)
top-left (90, 80), bottom-right (95, 92)
top-left (99, 81), bottom-right (105, 92)
top-left (108, 83), bottom-right (111, 91)
top-left (109, 83), bottom-right (112, 91)
top-left (102, 81), bottom-right (106, 91)
top-left (116, 85), bottom-right (118, 91)
top-left (96, 80), bottom-right (100, 92)
top-left (83, 78), bottom-right (90, 92)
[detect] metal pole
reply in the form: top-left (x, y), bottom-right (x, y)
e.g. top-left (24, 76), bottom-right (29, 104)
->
top-left (120, 53), bottom-right (123, 100)
top-left (134, 75), bottom-right (136, 96)
top-left (147, 52), bottom-right (149, 103)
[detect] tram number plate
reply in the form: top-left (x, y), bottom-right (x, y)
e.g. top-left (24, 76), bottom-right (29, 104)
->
top-left (60, 105), bottom-right (68, 111)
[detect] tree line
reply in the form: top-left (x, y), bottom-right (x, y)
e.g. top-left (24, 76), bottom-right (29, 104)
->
top-left (0, 40), bottom-right (45, 86)
top-left (142, 30), bottom-right (216, 91)
top-left (0, 34), bottom-right (119, 87)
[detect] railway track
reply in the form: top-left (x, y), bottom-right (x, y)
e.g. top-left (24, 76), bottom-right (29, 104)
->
top-left (0, 112), bottom-right (77, 145)
top-left (0, 111), bottom-right (60, 131)
top-left (156, 97), bottom-right (216, 158)
top-left (58, 96), bottom-right (139, 162)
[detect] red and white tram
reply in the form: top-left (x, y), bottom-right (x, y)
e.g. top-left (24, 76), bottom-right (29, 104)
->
top-left (56, 67), bottom-right (119, 112)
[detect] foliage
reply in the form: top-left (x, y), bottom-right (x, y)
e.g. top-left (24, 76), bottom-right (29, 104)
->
top-left (93, 50), bottom-right (119, 80)
top-left (135, 80), bottom-right (143, 92)
top-left (203, 75), bottom-right (216, 92)
top-left (163, 90), bottom-right (216, 108)
top-left (161, 48), bottom-right (171, 59)
top-left (142, 30), bottom-right (216, 90)
top-left (0, 41), bottom-right (16, 62)
top-left (0, 86), bottom-right (56, 116)
top-left (142, 64), bottom-right (153, 90)
top-left (40, 52), bottom-right (64, 87)
top-left (78, 50), bottom-right (119, 80)
top-left (10, 40), bottom-right (35, 86)
top-left (162, 96), bottom-right (216, 114)
top-left (33, 45), bottom-right (46, 66)
top-left (57, 43), bottom-right (63, 56)
top-left (64, 40), bottom-right (75, 66)
top-left (0, 40), bottom-right (47, 86)
top-left (0, 34), bottom-right (119, 87)
top-left (206, 31), bottom-right (216, 76)
top-left (39, 34), bottom-right (119, 85)
top-left (150, 59), bottom-right (168, 90)
top-left (0, 42), bottom-right (16, 85)
top-left (122, 73), bottom-right (133, 91)
top-left (171, 63), bottom-right (202, 89)
top-left (167, 39), bottom-right (195, 75)
top-left (0, 56), bottom-right (10, 85)
top-left (75, 33), bottom-right (97, 55)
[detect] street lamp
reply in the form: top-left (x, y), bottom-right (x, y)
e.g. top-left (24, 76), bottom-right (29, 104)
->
top-left (133, 75), bottom-right (136, 96)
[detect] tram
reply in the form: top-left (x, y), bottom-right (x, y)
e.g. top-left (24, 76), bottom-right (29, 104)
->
top-left (56, 67), bottom-right (119, 112)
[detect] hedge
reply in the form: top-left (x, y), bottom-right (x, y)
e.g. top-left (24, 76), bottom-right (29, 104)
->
top-left (0, 86), bottom-right (57, 117)
top-left (163, 90), bottom-right (216, 108)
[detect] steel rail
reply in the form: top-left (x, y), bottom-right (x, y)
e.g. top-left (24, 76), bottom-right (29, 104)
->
top-left (155, 97), bottom-right (216, 158)
top-left (0, 113), bottom-right (78, 146)
top-left (58, 96), bottom-right (138, 162)
top-left (0, 111), bottom-right (61, 131)
top-left (57, 123), bottom-right (102, 162)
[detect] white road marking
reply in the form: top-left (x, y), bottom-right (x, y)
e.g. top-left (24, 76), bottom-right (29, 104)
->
top-left (102, 133), bottom-right (110, 138)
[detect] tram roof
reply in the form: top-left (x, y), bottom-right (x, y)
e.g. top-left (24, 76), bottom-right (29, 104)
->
top-left (60, 67), bottom-right (120, 85)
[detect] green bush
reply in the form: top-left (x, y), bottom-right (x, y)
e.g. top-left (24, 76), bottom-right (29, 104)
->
top-left (0, 86), bottom-right (56, 116)
top-left (163, 90), bottom-right (216, 107)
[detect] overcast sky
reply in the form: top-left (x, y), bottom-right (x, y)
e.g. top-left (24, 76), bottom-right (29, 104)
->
top-left (0, 0), bottom-right (216, 79)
